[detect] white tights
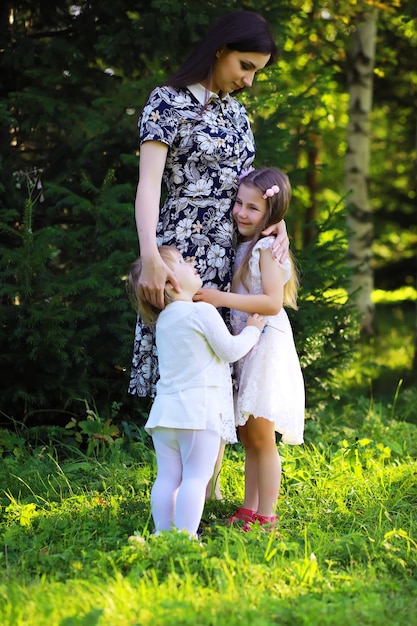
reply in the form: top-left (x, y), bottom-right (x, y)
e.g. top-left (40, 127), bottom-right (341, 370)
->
top-left (150, 428), bottom-right (221, 537)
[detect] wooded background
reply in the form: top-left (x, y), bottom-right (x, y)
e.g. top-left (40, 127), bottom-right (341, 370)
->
top-left (1, 0), bottom-right (416, 425)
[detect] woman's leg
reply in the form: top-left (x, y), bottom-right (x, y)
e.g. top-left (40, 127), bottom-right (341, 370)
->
top-left (150, 428), bottom-right (183, 532)
top-left (176, 429), bottom-right (221, 536)
top-left (240, 416), bottom-right (281, 517)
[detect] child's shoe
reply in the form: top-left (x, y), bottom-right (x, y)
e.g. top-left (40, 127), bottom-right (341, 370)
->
top-left (242, 513), bottom-right (279, 533)
top-left (228, 507), bottom-right (256, 525)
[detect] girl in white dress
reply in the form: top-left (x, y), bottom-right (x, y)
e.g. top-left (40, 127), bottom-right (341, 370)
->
top-left (194, 168), bottom-right (305, 531)
top-left (128, 246), bottom-right (265, 538)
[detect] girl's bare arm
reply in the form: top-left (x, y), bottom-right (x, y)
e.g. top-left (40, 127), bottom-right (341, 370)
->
top-left (194, 248), bottom-right (284, 315)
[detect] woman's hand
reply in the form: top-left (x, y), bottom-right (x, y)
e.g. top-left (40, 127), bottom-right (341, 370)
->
top-left (262, 219), bottom-right (289, 263)
top-left (193, 287), bottom-right (224, 308)
top-left (139, 254), bottom-right (180, 310)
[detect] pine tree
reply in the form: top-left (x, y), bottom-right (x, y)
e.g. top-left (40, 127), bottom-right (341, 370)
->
top-left (0, 168), bottom-right (137, 422)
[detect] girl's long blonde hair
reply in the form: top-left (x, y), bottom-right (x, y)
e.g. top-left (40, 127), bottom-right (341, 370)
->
top-left (127, 246), bottom-right (178, 325)
top-left (232, 168), bottom-right (299, 310)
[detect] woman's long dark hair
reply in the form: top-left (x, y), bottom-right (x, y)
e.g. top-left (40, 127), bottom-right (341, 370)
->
top-left (166, 11), bottom-right (278, 88)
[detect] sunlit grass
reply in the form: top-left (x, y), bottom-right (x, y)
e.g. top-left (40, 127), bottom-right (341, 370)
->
top-left (0, 300), bottom-right (416, 625)
top-left (372, 286), bottom-right (417, 303)
top-left (333, 301), bottom-right (415, 400)
top-left (0, 415), bottom-right (416, 625)
top-left (303, 286), bottom-right (417, 306)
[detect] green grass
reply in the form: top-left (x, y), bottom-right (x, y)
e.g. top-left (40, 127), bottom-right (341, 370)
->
top-left (1, 411), bottom-right (416, 626)
top-left (0, 303), bottom-right (416, 625)
top-left (332, 302), bottom-right (416, 418)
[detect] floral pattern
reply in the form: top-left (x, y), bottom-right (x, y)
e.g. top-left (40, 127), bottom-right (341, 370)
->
top-left (129, 85), bottom-right (256, 397)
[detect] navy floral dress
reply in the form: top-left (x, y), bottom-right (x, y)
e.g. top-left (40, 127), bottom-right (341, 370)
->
top-left (129, 84), bottom-right (256, 398)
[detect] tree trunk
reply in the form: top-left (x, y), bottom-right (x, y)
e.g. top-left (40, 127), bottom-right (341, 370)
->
top-left (344, 10), bottom-right (378, 337)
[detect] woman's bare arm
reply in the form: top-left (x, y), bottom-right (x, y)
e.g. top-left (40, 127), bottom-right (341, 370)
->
top-left (263, 220), bottom-right (289, 263)
top-left (135, 141), bottom-right (180, 308)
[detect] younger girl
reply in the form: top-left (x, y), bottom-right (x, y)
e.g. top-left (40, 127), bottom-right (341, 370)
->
top-left (128, 246), bottom-right (265, 538)
top-left (194, 168), bottom-right (305, 530)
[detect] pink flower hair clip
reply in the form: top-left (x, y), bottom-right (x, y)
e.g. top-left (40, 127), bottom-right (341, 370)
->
top-left (237, 166), bottom-right (255, 183)
top-left (263, 185), bottom-right (280, 199)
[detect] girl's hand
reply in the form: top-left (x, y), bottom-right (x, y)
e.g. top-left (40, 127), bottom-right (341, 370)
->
top-left (193, 288), bottom-right (223, 307)
top-left (262, 219), bottom-right (289, 263)
top-left (139, 255), bottom-right (180, 309)
top-left (246, 313), bottom-right (265, 332)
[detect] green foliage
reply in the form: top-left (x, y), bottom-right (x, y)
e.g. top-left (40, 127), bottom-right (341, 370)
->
top-left (0, 389), bottom-right (416, 624)
top-left (0, 168), bottom-right (138, 422)
top-left (291, 200), bottom-right (360, 405)
top-left (65, 401), bottom-right (121, 458)
top-left (370, 6), bottom-right (417, 290)
top-left (329, 302), bottom-right (417, 405)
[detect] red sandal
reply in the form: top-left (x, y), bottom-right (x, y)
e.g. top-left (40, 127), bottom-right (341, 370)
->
top-left (242, 513), bottom-right (279, 533)
top-left (228, 507), bottom-right (256, 525)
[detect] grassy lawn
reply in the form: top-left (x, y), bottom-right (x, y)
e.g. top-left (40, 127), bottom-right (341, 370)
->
top-left (1, 302), bottom-right (416, 625)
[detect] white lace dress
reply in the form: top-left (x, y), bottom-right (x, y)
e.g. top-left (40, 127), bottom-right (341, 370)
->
top-left (231, 237), bottom-right (305, 445)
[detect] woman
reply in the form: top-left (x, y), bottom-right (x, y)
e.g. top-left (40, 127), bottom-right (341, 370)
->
top-left (130, 10), bottom-right (286, 391)
top-left (129, 11), bottom-right (288, 496)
